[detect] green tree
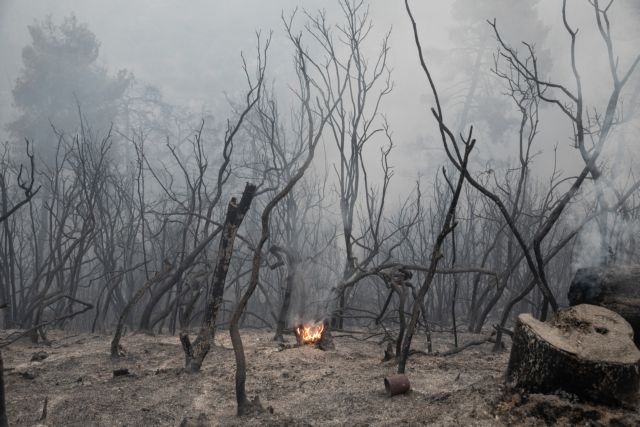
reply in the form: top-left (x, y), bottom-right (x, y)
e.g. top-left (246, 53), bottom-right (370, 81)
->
top-left (8, 14), bottom-right (131, 160)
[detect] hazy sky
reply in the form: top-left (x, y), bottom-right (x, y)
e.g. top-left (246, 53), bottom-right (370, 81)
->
top-left (1, 1), bottom-right (638, 191)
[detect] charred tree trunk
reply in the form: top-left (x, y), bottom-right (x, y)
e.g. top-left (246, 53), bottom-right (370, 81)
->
top-left (395, 284), bottom-right (407, 360)
top-left (337, 290), bottom-right (346, 330)
top-left (110, 262), bottom-right (172, 358)
top-left (568, 265), bottom-right (640, 346)
top-left (274, 273), bottom-right (294, 342)
top-left (316, 317), bottom-right (335, 351)
top-left (138, 281), bottom-right (173, 332)
top-left (180, 183), bottom-right (256, 372)
top-left (507, 304), bottom-right (640, 406)
top-left (379, 268), bottom-right (413, 359)
top-left (272, 248), bottom-right (296, 342)
top-left (397, 152), bottom-right (472, 373)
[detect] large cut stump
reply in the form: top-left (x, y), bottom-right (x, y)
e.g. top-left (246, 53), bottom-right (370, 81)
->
top-left (507, 304), bottom-right (640, 406)
top-left (568, 265), bottom-right (640, 346)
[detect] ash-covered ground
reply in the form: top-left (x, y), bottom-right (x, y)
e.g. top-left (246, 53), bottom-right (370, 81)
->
top-left (2, 329), bottom-right (638, 426)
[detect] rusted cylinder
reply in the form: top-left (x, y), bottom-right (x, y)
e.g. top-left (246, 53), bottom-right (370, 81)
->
top-left (384, 374), bottom-right (410, 396)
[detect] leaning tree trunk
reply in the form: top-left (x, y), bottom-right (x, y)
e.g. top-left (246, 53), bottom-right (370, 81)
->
top-left (110, 262), bottom-right (173, 358)
top-left (568, 264), bottom-right (640, 346)
top-left (231, 161), bottom-right (321, 414)
top-left (180, 183), bottom-right (256, 373)
top-left (507, 304), bottom-right (640, 406)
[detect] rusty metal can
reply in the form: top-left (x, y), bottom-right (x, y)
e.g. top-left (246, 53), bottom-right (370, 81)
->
top-left (384, 374), bottom-right (410, 396)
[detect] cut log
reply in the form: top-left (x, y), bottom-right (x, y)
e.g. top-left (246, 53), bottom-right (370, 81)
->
top-left (506, 304), bottom-right (640, 406)
top-left (568, 265), bottom-right (640, 346)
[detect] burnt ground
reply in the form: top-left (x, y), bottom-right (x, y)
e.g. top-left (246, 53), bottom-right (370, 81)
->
top-left (1, 329), bottom-right (639, 426)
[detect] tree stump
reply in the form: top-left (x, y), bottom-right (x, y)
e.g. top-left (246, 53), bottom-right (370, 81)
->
top-left (568, 265), bottom-right (640, 346)
top-left (506, 304), bottom-right (640, 406)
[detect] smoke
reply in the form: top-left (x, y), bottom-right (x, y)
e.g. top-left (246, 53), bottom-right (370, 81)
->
top-left (570, 161), bottom-right (640, 270)
top-left (1, 0), bottom-right (639, 332)
top-left (572, 213), bottom-right (640, 270)
top-left (286, 255), bottom-right (340, 327)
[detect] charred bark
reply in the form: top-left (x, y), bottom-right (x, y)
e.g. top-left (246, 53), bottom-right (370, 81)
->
top-left (271, 246), bottom-right (296, 342)
top-left (317, 318), bottom-right (335, 351)
top-left (181, 183), bottom-right (256, 372)
top-left (111, 262), bottom-right (173, 358)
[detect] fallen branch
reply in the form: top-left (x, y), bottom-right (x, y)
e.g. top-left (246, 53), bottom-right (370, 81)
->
top-left (440, 336), bottom-right (493, 356)
top-left (408, 334), bottom-right (496, 358)
top-left (0, 297), bottom-right (93, 348)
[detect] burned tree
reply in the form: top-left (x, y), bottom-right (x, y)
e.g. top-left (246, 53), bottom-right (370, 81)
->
top-left (135, 42), bottom-right (267, 336)
top-left (111, 259), bottom-right (173, 357)
top-left (19, 123), bottom-right (107, 344)
top-left (229, 24), bottom-right (338, 415)
top-left (180, 183), bottom-right (257, 372)
top-left (105, 35), bottom-right (268, 367)
top-left (288, 1), bottom-right (399, 336)
top-left (177, 37), bottom-right (269, 372)
top-left (267, 181), bottom-right (333, 342)
top-left (396, 0), bottom-right (478, 374)
top-left (0, 139), bottom-right (38, 427)
top-left (0, 140), bottom-right (39, 225)
top-left (245, 86), bottom-right (335, 343)
top-left (0, 140), bottom-right (39, 331)
top-left (489, 0), bottom-right (640, 347)
top-left (403, 0), bottom-right (640, 362)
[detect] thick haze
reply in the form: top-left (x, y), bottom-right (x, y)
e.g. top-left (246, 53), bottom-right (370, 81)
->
top-left (1, 1), bottom-right (638, 189)
top-left (1, 2), bottom-right (640, 396)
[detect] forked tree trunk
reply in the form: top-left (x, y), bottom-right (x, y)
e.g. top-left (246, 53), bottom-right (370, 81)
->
top-left (568, 265), bottom-right (640, 346)
top-left (180, 183), bottom-right (256, 372)
top-left (507, 304), bottom-right (640, 406)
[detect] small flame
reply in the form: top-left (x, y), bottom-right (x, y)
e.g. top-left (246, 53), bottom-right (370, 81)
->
top-left (295, 322), bottom-right (324, 344)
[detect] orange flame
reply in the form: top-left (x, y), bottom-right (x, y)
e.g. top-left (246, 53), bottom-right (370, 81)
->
top-left (295, 322), bottom-right (324, 344)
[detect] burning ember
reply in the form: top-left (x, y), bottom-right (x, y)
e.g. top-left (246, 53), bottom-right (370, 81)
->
top-left (295, 322), bottom-right (324, 345)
